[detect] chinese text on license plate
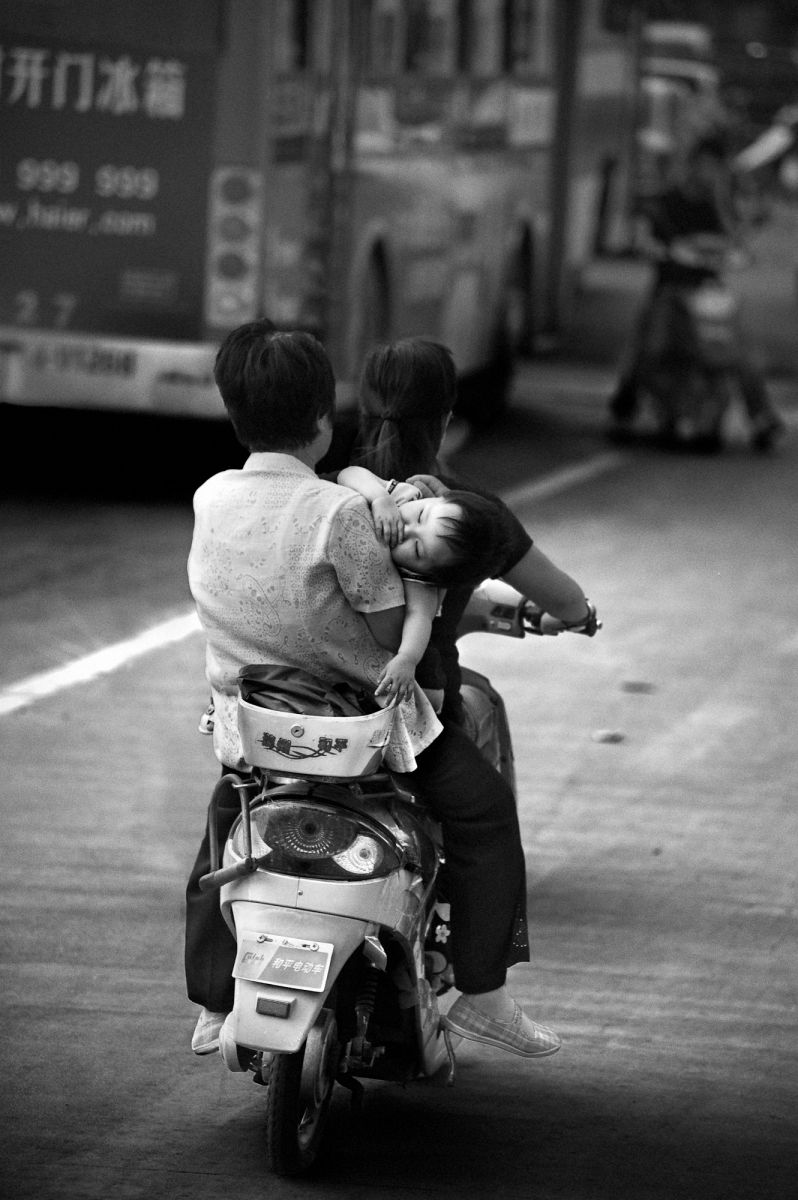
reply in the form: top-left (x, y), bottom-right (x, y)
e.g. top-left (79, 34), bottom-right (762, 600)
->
top-left (233, 932), bottom-right (333, 992)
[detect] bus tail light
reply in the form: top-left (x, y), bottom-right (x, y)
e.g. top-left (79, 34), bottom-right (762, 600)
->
top-left (204, 167), bottom-right (264, 329)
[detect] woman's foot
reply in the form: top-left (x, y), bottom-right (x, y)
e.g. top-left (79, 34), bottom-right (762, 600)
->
top-left (191, 1007), bottom-right (228, 1055)
top-left (444, 987), bottom-right (561, 1058)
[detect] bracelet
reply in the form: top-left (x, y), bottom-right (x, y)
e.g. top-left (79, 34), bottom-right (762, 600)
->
top-left (386, 479), bottom-right (399, 495)
top-left (560, 599), bottom-right (599, 636)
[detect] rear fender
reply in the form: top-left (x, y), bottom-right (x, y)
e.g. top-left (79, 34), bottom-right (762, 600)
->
top-left (224, 901), bottom-right (370, 1055)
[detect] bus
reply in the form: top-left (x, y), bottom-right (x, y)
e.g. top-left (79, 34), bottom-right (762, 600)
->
top-left (0, 0), bottom-right (642, 424)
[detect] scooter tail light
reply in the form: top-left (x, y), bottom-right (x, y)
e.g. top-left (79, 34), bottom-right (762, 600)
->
top-left (227, 799), bottom-right (401, 880)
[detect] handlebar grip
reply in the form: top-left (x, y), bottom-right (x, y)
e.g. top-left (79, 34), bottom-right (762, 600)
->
top-left (198, 858), bottom-right (255, 893)
top-left (522, 603), bottom-right (544, 635)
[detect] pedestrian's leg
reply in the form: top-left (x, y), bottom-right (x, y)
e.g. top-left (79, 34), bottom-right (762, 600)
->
top-left (608, 279), bottom-right (659, 427)
top-left (736, 358), bottom-right (787, 450)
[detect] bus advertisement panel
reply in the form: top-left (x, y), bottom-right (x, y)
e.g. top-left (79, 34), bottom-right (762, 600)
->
top-left (0, 28), bottom-right (216, 340)
top-left (0, 0), bottom-right (222, 414)
top-left (0, 0), bottom-right (642, 421)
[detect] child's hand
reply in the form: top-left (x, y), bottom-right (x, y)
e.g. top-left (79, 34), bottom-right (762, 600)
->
top-left (375, 654), bottom-right (416, 703)
top-left (370, 494), bottom-right (404, 547)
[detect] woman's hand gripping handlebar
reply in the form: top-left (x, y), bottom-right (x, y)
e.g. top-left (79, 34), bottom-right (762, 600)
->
top-left (458, 579), bottom-right (601, 641)
top-left (523, 599), bottom-right (601, 637)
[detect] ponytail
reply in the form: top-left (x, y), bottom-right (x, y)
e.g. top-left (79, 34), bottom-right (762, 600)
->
top-left (355, 339), bottom-right (456, 476)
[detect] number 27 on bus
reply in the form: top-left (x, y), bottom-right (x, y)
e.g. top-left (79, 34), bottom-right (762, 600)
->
top-left (0, 0), bottom-right (642, 420)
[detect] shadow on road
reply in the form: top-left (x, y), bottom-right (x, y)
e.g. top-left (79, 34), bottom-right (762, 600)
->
top-left (177, 1064), bottom-right (796, 1199)
top-left (0, 404), bottom-right (246, 503)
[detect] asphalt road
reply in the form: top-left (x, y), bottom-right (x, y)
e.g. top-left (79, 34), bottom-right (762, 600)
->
top-left (2, 358), bottom-right (797, 1199)
top-left (3, 199), bottom-right (798, 1199)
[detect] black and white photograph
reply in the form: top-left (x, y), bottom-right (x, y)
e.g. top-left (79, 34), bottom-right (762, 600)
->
top-left (2, 2), bottom-right (796, 1197)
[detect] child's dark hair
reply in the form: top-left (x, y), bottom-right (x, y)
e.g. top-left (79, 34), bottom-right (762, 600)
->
top-left (214, 320), bottom-right (336, 450)
top-left (355, 339), bottom-right (457, 479)
top-left (416, 490), bottom-right (506, 588)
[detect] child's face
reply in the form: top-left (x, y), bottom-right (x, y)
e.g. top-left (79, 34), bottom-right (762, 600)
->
top-left (390, 497), bottom-right (461, 575)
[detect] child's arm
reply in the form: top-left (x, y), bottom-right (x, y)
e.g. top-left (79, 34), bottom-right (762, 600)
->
top-left (375, 579), bottom-right (440, 704)
top-left (337, 466), bottom-right (420, 548)
top-left (337, 465), bottom-right (390, 502)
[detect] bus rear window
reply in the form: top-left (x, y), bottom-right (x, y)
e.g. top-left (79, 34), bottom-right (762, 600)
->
top-left (508, 0), bottom-right (555, 78)
top-left (363, 0), bottom-right (404, 78)
top-left (405, 0), bottom-right (458, 78)
top-left (273, 0), bottom-right (312, 73)
top-left (466, 0), bottom-right (505, 79)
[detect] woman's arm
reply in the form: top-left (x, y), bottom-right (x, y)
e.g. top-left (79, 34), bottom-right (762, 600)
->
top-left (406, 473), bottom-right (450, 498)
top-left (502, 544), bottom-right (591, 627)
top-left (375, 580), bottom-right (440, 703)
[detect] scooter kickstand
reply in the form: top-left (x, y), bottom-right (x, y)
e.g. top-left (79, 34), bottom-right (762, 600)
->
top-left (337, 1072), bottom-right (365, 1112)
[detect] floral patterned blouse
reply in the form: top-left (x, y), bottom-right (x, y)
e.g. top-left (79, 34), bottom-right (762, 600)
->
top-left (188, 452), bottom-right (441, 772)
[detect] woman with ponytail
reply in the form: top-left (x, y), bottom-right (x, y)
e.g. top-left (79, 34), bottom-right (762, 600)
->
top-left (346, 338), bottom-right (592, 725)
top-left (317, 337), bottom-right (597, 1060)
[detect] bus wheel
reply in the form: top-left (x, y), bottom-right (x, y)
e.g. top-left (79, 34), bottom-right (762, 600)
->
top-left (457, 253), bottom-right (532, 427)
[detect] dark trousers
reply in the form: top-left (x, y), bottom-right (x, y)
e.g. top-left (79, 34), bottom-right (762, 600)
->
top-left (184, 722), bottom-right (529, 1011)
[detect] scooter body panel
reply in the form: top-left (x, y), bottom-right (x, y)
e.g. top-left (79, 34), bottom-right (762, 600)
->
top-left (221, 899), bottom-right (369, 1053)
top-left (220, 854), bottom-right (439, 1057)
top-left (221, 863), bottom-right (431, 938)
top-left (403, 921), bottom-right (456, 1076)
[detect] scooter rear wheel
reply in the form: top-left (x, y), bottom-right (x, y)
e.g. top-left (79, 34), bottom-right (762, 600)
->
top-left (264, 1008), bottom-right (340, 1176)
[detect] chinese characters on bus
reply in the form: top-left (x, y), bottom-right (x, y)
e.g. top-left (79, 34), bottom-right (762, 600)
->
top-left (0, 45), bottom-right (186, 119)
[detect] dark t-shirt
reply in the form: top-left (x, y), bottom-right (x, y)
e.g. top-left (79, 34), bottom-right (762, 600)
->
top-left (420, 477), bottom-right (531, 723)
top-left (645, 187), bottom-right (725, 286)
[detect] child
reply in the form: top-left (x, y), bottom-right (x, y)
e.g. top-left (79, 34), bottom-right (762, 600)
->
top-left (337, 464), bottom-right (506, 705)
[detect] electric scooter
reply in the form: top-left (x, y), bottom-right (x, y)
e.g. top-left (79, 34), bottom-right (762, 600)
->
top-left (197, 580), bottom-right (598, 1176)
top-left (638, 233), bottom-right (746, 451)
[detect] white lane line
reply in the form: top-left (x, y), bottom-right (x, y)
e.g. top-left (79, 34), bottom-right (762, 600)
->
top-left (0, 450), bottom-right (625, 718)
top-left (0, 611), bottom-right (201, 717)
top-left (500, 450), bottom-right (625, 508)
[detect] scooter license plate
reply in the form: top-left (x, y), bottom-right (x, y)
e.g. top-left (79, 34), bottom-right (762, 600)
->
top-left (233, 932), bottom-right (333, 992)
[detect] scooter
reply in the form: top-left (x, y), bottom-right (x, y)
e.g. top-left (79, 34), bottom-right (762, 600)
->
top-left (197, 580), bottom-right (597, 1177)
top-left (636, 233), bottom-right (745, 452)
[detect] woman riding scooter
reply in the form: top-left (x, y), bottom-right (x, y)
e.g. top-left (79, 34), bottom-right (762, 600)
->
top-left (321, 337), bottom-right (598, 1045)
top-left (607, 134), bottom-right (786, 451)
top-left (329, 336), bottom-right (597, 729)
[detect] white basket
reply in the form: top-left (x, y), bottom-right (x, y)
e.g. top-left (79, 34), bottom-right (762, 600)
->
top-left (238, 696), bottom-right (397, 777)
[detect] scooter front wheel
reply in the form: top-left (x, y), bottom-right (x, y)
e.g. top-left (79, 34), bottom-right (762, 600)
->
top-left (264, 1008), bottom-right (340, 1176)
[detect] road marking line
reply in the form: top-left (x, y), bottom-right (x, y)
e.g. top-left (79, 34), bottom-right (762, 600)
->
top-left (0, 611), bottom-right (201, 717)
top-left (0, 450), bottom-right (625, 717)
top-left (500, 451), bottom-right (625, 508)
